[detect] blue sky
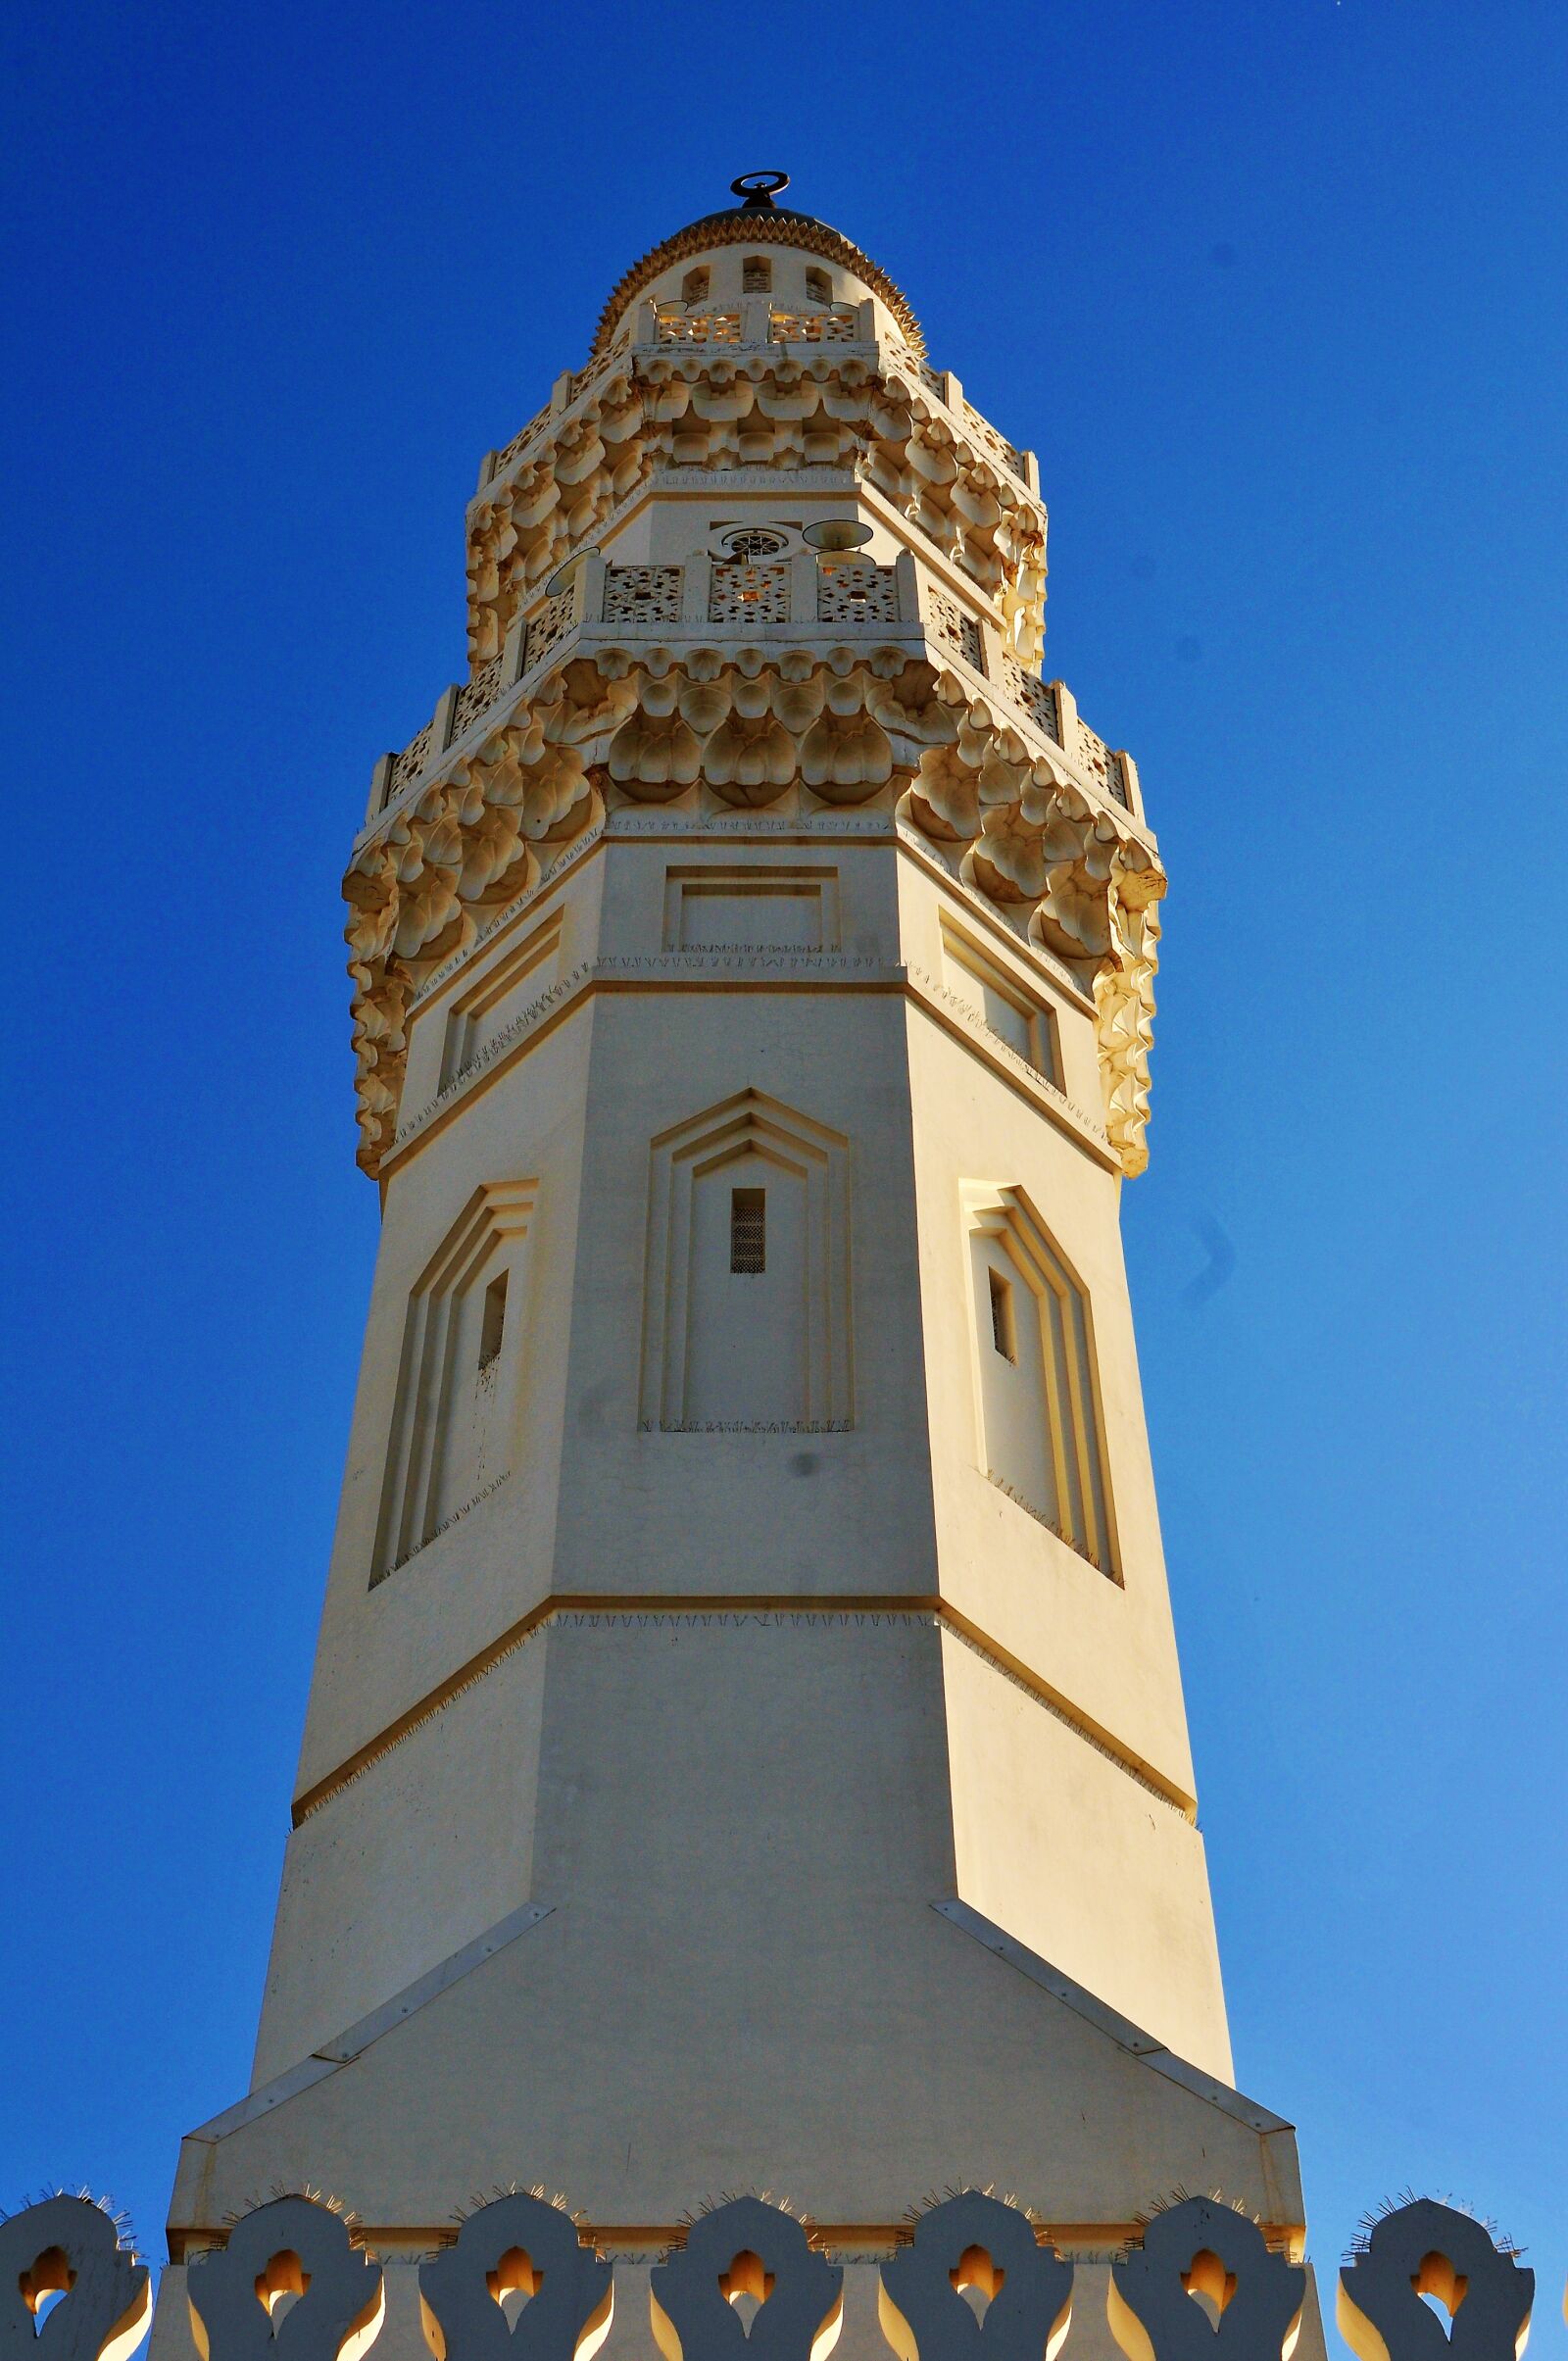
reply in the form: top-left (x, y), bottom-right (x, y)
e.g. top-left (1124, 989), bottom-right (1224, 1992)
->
top-left (3, 0), bottom-right (1565, 2328)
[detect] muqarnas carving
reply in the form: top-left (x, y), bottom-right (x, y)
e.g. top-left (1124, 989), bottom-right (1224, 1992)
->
top-left (640, 1091), bottom-right (853, 1431)
top-left (0, 2195), bottom-right (150, 2361)
top-left (965, 1184), bottom-right (1117, 1577)
top-left (187, 2196), bottom-right (383, 2361)
top-left (1107, 2196), bottom-right (1304, 2361)
top-left (418, 2190), bottom-right (613, 2361)
top-left (878, 2190), bottom-right (1073, 2361)
top-left (465, 351), bottom-right (1047, 673)
top-left (372, 1180), bottom-right (538, 1582)
top-left (345, 654), bottom-right (1162, 1182)
top-left (649, 2197), bottom-right (842, 2361)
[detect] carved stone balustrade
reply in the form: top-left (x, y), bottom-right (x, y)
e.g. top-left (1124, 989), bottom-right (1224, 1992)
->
top-left (369, 560), bottom-right (1136, 836)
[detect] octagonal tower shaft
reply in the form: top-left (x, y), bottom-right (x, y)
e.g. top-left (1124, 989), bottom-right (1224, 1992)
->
top-left (162, 188), bottom-right (1314, 2355)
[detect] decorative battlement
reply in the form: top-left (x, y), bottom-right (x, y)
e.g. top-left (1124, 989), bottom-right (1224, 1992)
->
top-left (4, 2188), bottom-right (1538, 2361)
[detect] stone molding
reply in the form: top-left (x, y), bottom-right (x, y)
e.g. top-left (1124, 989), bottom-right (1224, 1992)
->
top-left (344, 652), bottom-right (1162, 1180)
top-left (287, 1597), bottom-right (1200, 1832)
top-left (462, 342), bottom-right (1045, 673)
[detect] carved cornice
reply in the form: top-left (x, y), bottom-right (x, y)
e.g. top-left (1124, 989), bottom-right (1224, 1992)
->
top-left (465, 344), bottom-right (1047, 671)
top-left (344, 651), bottom-right (1164, 1182)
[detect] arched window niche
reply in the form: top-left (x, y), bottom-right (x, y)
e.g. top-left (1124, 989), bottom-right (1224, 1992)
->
top-left (371, 1179), bottom-right (538, 1584)
top-left (639, 1090), bottom-right (854, 1433)
top-left (962, 1183), bottom-right (1119, 1580)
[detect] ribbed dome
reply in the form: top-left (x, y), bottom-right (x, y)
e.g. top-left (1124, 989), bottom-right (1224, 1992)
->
top-left (591, 172), bottom-right (925, 357)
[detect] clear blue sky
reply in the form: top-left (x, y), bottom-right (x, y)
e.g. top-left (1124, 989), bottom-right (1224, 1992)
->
top-left (3, 0), bottom-right (1565, 2326)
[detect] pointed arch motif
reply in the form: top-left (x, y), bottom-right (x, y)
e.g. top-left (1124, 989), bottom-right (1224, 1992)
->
top-left (371, 1179), bottom-right (538, 1583)
top-left (639, 1090), bottom-right (854, 1431)
top-left (962, 1182), bottom-right (1118, 1579)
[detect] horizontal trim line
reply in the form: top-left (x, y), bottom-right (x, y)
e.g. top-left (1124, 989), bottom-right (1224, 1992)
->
top-left (168, 2218), bottom-right (1305, 2265)
top-left (380, 965), bottom-right (1110, 1178)
top-left (292, 1595), bottom-right (1194, 1826)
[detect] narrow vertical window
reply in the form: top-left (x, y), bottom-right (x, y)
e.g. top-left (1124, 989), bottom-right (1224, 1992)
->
top-left (730, 1187), bottom-right (766, 1274)
top-left (968, 1188), bottom-right (1119, 1579)
top-left (743, 255), bottom-right (772, 292)
top-left (805, 267), bottom-right (832, 305)
top-left (479, 1271), bottom-right (508, 1370)
top-left (988, 1265), bottom-right (1016, 1360)
top-left (681, 266), bottom-right (710, 304)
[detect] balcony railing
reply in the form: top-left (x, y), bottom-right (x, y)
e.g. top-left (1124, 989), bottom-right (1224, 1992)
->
top-left (368, 555), bottom-right (1133, 825)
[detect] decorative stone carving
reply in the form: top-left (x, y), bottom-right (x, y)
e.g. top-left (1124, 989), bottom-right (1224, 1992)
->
top-left (710, 562), bottom-right (792, 624)
top-left (345, 646), bottom-right (1163, 1177)
top-left (604, 566), bottom-right (683, 626)
top-left (186, 2196), bottom-right (383, 2361)
top-left (1106, 2197), bottom-right (1305, 2361)
top-left (648, 2198), bottom-right (842, 2361)
top-left (877, 2191), bottom-right (1073, 2361)
top-left (0, 2195), bottom-right (150, 2361)
top-left (1337, 2198), bottom-right (1534, 2361)
top-left (465, 349), bottom-right (1046, 671)
top-left (417, 2191), bottom-right (613, 2361)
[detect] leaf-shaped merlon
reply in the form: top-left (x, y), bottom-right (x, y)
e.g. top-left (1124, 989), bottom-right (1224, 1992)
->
top-left (0, 2195), bottom-right (150, 2361)
top-left (1107, 2197), bottom-right (1304, 2361)
top-left (878, 2189), bottom-right (1073, 2361)
top-left (417, 2190), bottom-right (612, 2361)
top-left (649, 2198), bottom-right (841, 2361)
top-left (1337, 2198), bottom-right (1533, 2361)
top-left (187, 2195), bottom-right (383, 2361)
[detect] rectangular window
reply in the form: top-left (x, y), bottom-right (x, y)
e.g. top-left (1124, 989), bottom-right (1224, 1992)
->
top-left (743, 255), bottom-right (772, 292)
top-left (479, 1271), bottom-right (509, 1370)
top-left (730, 1188), bottom-right (766, 1274)
top-left (988, 1265), bottom-right (1016, 1361)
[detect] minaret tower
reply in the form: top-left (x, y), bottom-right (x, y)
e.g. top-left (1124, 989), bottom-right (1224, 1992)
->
top-left (160, 176), bottom-right (1314, 2358)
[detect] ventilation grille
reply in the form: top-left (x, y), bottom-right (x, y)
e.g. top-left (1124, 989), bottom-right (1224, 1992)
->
top-left (730, 1188), bottom-right (766, 1274)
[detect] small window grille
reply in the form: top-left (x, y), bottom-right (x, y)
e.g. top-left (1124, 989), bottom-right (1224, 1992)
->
top-left (478, 1271), bottom-right (509, 1370)
top-left (742, 255), bottom-right (772, 292)
top-left (719, 526), bottom-right (789, 561)
top-left (730, 1188), bottom-right (766, 1275)
top-left (988, 1266), bottom-right (1016, 1361)
top-left (805, 267), bottom-right (832, 305)
top-left (681, 267), bottom-right (710, 304)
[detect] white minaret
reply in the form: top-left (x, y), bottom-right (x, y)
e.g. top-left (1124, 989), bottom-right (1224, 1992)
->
top-left (159, 175), bottom-right (1317, 2361)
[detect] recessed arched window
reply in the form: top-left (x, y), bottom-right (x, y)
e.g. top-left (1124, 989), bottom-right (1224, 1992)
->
top-left (682, 266), bottom-right (710, 305)
top-left (640, 1090), bottom-right (854, 1430)
top-left (371, 1180), bottom-right (537, 1582)
top-left (964, 1184), bottom-right (1118, 1578)
top-left (743, 255), bottom-right (772, 292)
